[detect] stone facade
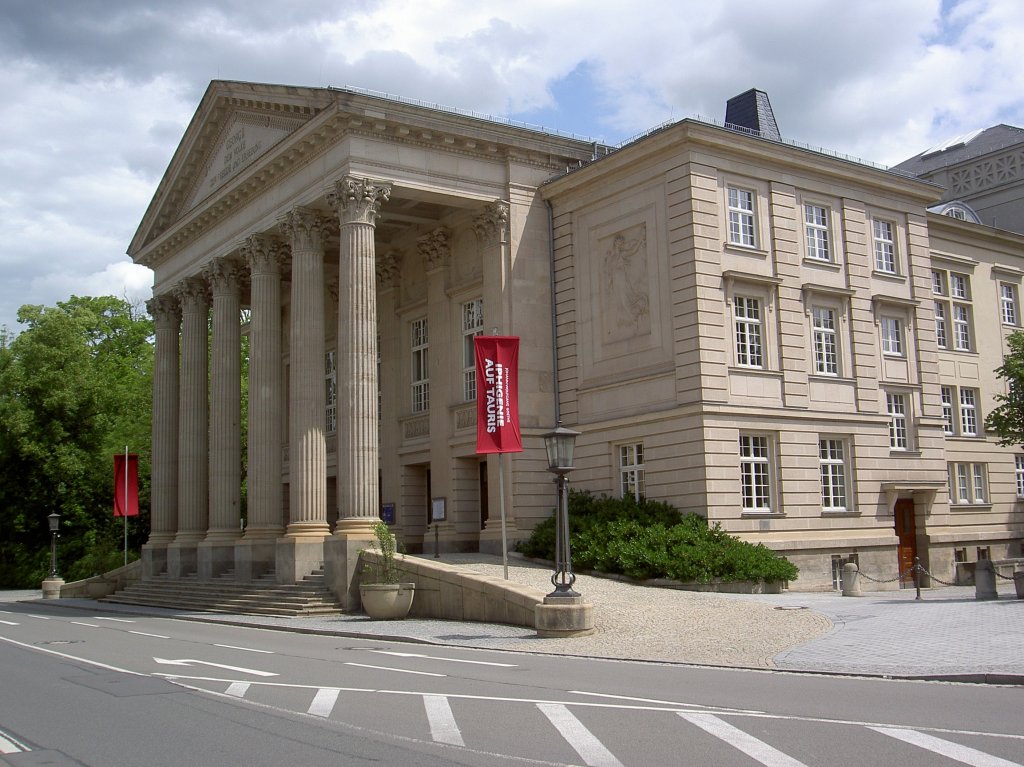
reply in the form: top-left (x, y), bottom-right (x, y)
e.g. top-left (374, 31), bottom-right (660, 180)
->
top-left (130, 81), bottom-right (1024, 597)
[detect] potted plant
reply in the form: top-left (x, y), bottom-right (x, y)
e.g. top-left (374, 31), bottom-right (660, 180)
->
top-left (359, 520), bottom-right (415, 619)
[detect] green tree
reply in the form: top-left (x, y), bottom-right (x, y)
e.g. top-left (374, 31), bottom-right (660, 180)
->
top-left (984, 331), bottom-right (1024, 448)
top-left (0, 296), bottom-right (153, 586)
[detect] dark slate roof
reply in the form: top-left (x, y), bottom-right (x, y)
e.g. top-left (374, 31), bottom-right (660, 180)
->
top-left (725, 89), bottom-right (781, 141)
top-left (893, 124), bottom-right (1024, 177)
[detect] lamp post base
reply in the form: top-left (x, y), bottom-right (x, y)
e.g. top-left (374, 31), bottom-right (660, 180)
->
top-left (41, 576), bottom-right (64, 600)
top-left (535, 593), bottom-right (595, 638)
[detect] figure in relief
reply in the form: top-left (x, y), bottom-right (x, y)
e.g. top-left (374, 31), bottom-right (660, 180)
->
top-left (601, 224), bottom-right (650, 343)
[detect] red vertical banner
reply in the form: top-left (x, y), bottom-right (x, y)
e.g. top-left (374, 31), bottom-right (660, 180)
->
top-left (474, 336), bottom-right (523, 454)
top-left (114, 453), bottom-right (140, 517)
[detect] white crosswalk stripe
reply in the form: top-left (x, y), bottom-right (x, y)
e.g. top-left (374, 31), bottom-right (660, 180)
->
top-left (538, 703), bottom-right (624, 767)
top-left (225, 682), bottom-right (250, 698)
top-left (679, 712), bottom-right (810, 767)
top-left (423, 695), bottom-right (464, 746)
top-left (308, 688), bottom-right (340, 718)
top-left (871, 726), bottom-right (1023, 767)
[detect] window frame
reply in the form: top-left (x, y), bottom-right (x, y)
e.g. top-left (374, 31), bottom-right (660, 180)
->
top-left (948, 462), bottom-right (989, 505)
top-left (887, 391), bottom-right (909, 450)
top-left (811, 305), bottom-right (839, 375)
top-left (410, 316), bottom-right (429, 413)
top-left (959, 387), bottom-right (978, 436)
top-left (733, 295), bottom-right (765, 369)
top-left (727, 186), bottom-right (757, 248)
top-left (739, 433), bottom-right (773, 512)
top-left (325, 349), bottom-right (337, 435)
top-left (1015, 455), bottom-right (1024, 498)
top-left (461, 298), bottom-right (484, 402)
top-left (872, 218), bottom-right (898, 274)
top-left (880, 316), bottom-right (904, 357)
top-left (819, 437), bottom-right (849, 512)
top-left (618, 443), bottom-right (646, 502)
top-left (803, 202), bottom-right (832, 262)
top-left (1001, 283), bottom-right (1019, 327)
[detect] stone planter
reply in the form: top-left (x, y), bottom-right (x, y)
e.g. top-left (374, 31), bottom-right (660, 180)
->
top-left (359, 582), bottom-right (415, 620)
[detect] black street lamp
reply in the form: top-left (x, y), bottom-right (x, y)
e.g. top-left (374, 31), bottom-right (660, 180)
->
top-left (543, 423), bottom-right (581, 598)
top-left (47, 512), bottom-right (60, 578)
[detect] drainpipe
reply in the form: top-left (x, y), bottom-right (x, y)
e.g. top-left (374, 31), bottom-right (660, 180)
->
top-left (545, 198), bottom-right (560, 425)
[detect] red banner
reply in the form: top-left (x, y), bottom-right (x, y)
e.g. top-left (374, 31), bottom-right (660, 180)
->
top-left (114, 453), bottom-right (139, 517)
top-left (475, 336), bottom-right (523, 454)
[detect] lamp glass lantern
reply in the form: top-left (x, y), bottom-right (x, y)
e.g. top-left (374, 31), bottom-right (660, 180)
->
top-left (48, 512), bottom-right (60, 533)
top-left (47, 512), bottom-right (61, 578)
top-left (544, 424), bottom-right (580, 474)
top-left (542, 423), bottom-right (581, 598)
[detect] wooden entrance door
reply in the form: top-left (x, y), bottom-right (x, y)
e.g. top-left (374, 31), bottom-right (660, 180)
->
top-left (894, 499), bottom-right (917, 587)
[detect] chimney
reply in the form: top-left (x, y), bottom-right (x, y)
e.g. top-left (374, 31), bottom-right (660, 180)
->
top-left (725, 88), bottom-right (781, 141)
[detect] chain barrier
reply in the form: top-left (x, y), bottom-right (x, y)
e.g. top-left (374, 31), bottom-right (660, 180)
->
top-left (850, 559), bottom-right (1019, 589)
top-left (856, 566), bottom-right (914, 585)
top-left (993, 569), bottom-right (1018, 581)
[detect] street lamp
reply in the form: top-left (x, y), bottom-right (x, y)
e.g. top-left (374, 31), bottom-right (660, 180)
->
top-left (543, 423), bottom-right (581, 598)
top-left (47, 512), bottom-right (61, 578)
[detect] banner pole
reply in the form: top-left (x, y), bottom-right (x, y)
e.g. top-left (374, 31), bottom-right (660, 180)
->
top-left (499, 454), bottom-right (508, 580)
top-left (124, 445), bottom-right (129, 566)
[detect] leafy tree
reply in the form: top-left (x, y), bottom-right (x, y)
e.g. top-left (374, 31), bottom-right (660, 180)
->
top-left (984, 331), bottom-right (1024, 448)
top-left (0, 297), bottom-right (153, 586)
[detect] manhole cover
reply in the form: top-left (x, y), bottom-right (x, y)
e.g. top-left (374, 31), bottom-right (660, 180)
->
top-left (39, 640), bottom-right (82, 645)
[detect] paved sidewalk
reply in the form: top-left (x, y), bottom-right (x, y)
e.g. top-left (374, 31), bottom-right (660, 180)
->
top-left (4, 554), bottom-right (1021, 683)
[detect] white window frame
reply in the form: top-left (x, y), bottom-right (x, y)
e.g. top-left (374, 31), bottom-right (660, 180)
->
top-left (804, 203), bottom-right (831, 262)
top-left (932, 269), bottom-right (947, 296)
top-left (727, 187), bottom-right (757, 248)
top-left (618, 443), bottom-right (646, 502)
top-left (952, 304), bottom-right (972, 351)
top-left (949, 462), bottom-right (988, 505)
top-left (411, 317), bottom-right (429, 413)
top-left (880, 316), bottom-right (903, 356)
top-left (733, 295), bottom-right (764, 368)
top-left (959, 387), bottom-right (978, 436)
top-left (872, 219), bottom-right (897, 274)
top-left (819, 437), bottom-right (848, 512)
top-left (933, 266), bottom-right (974, 352)
top-left (1015, 455), bottom-right (1024, 498)
top-left (739, 434), bottom-right (772, 512)
top-left (461, 299), bottom-right (484, 402)
top-left (941, 386), bottom-right (955, 435)
top-left (887, 392), bottom-right (908, 450)
top-left (811, 306), bottom-right (839, 375)
top-left (934, 302), bottom-right (948, 349)
top-left (951, 273), bottom-right (969, 300)
top-left (1001, 283), bottom-right (1018, 327)
top-left (325, 349), bottom-right (337, 434)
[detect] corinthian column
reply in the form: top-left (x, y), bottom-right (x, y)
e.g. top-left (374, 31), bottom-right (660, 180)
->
top-left (280, 207), bottom-right (331, 541)
top-left (169, 277), bottom-right (210, 577)
top-left (143, 293), bottom-right (180, 577)
top-left (327, 176), bottom-right (391, 533)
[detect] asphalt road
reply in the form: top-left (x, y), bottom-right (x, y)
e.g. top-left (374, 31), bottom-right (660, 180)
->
top-left (1, 601), bottom-right (1021, 766)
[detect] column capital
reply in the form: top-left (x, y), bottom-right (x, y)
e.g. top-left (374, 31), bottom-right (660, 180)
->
top-left (174, 277), bottom-right (210, 312)
top-left (146, 294), bottom-right (181, 326)
top-left (279, 207), bottom-right (332, 252)
top-left (328, 176), bottom-right (391, 226)
top-left (375, 250), bottom-right (403, 289)
top-left (473, 200), bottom-right (510, 247)
top-left (241, 234), bottom-right (289, 276)
top-left (203, 257), bottom-right (244, 297)
top-left (418, 227), bottom-right (451, 273)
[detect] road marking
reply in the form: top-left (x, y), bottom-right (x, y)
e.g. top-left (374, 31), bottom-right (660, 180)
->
top-left (130, 631), bottom-right (170, 639)
top-left (71, 621), bottom-right (99, 628)
top-left (225, 682), bottom-right (250, 698)
top-left (538, 703), bottom-right (624, 767)
top-left (308, 688), bottom-right (340, 718)
top-left (0, 634), bottom-right (144, 675)
top-left (344, 662), bottom-right (445, 678)
top-left (368, 650), bottom-right (516, 667)
top-left (424, 695), bottom-right (464, 746)
top-left (0, 731), bottom-right (29, 754)
top-left (153, 658), bottom-right (278, 677)
top-left (872, 727), bottom-right (1023, 767)
top-left (572, 690), bottom-right (764, 714)
top-left (214, 644), bottom-right (274, 654)
top-left (0, 620), bottom-right (19, 626)
top-left (95, 617), bottom-right (134, 623)
top-left (26, 614), bottom-right (50, 620)
top-left (679, 712), bottom-right (809, 767)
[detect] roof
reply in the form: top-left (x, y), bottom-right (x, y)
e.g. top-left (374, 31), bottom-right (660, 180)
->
top-left (893, 124), bottom-right (1024, 177)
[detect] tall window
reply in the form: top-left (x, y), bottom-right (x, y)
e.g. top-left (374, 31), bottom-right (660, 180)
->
top-left (932, 269), bottom-right (946, 296)
top-left (462, 299), bottom-right (484, 401)
top-left (933, 267), bottom-right (973, 352)
top-left (812, 306), bottom-right (838, 375)
top-left (804, 203), bottom-right (831, 261)
top-left (880, 317), bottom-right (903, 356)
top-left (739, 435), bottom-right (771, 511)
top-left (819, 438), bottom-right (848, 512)
top-left (940, 386), bottom-right (955, 435)
top-left (949, 462), bottom-right (988, 504)
top-left (934, 303), bottom-right (948, 349)
top-left (619, 443), bottom-right (645, 501)
top-left (325, 350), bottom-right (337, 434)
top-left (872, 219), bottom-right (896, 274)
top-left (734, 296), bottom-right (764, 368)
top-left (1016, 455), bottom-right (1024, 498)
top-left (952, 304), bottom-right (971, 350)
top-left (887, 392), bottom-right (908, 450)
top-left (727, 187), bottom-right (756, 247)
top-left (411, 317), bottom-right (429, 413)
top-left (1001, 283), bottom-right (1018, 326)
top-left (959, 388), bottom-right (978, 436)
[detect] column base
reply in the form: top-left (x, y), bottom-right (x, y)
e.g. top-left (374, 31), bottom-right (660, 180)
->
top-left (166, 542), bottom-right (199, 578)
top-left (324, 532), bottom-right (376, 611)
top-left (41, 577), bottom-right (64, 599)
top-left (142, 543), bottom-right (169, 578)
top-left (197, 539), bottom-right (239, 580)
top-left (235, 538), bottom-right (278, 581)
top-left (534, 594), bottom-right (595, 638)
top-left (275, 536), bottom-right (327, 585)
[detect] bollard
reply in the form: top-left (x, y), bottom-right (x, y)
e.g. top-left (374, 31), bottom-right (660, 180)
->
top-left (974, 559), bottom-right (998, 600)
top-left (841, 562), bottom-right (862, 597)
top-left (1014, 570), bottom-right (1024, 600)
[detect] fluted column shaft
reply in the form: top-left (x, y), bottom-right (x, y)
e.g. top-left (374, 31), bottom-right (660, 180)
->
top-left (175, 279), bottom-right (210, 542)
top-left (244, 236), bottom-right (285, 539)
top-left (328, 177), bottom-right (391, 531)
top-left (205, 259), bottom-right (242, 541)
top-left (281, 208), bottom-right (331, 538)
top-left (146, 295), bottom-right (180, 546)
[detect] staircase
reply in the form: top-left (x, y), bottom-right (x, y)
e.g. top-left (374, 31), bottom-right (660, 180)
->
top-left (101, 569), bottom-right (345, 617)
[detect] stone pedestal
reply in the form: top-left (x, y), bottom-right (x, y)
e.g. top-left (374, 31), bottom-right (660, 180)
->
top-left (166, 542), bottom-right (198, 578)
top-left (975, 559), bottom-right (998, 600)
top-left (324, 533), bottom-right (375, 610)
top-left (841, 562), bottom-right (862, 597)
top-left (275, 536), bottom-right (327, 585)
top-left (197, 541), bottom-right (236, 580)
top-left (235, 539), bottom-right (277, 581)
top-left (535, 594), bottom-right (595, 638)
top-left (141, 544), bottom-right (168, 578)
top-left (41, 576), bottom-right (64, 599)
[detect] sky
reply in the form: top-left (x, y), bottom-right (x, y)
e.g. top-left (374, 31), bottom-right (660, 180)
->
top-left (2, 0), bottom-right (1023, 334)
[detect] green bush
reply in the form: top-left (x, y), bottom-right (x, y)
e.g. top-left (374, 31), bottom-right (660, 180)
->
top-left (517, 491), bottom-right (798, 583)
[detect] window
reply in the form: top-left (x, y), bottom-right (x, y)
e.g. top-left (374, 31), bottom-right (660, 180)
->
top-left (819, 438), bottom-right (848, 512)
top-left (941, 384), bottom-right (982, 437)
top-left (949, 462), bottom-right (988, 504)
top-left (952, 305), bottom-right (971, 350)
top-left (880, 317), bottom-right (903, 356)
top-left (804, 203), bottom-right (831, 261)
top-left (462, 299), bottom-right (484, 401)
top-left (325, 350), bottom-right (337, 434)
top-left (940, 386), bottom-right (955, 435)
top-left (951, 273), bottom-right (968, 299)
top-left (727, 187), bottom-right (756, 247)
top-left (872, 219), bottom-right (897, 274)
top-left (734, 296), bottom-right (763, 368)
top-left (932, 269), bottom-right (946, 296)
top-left (811, 306), bottom-right (839, 375)
top-left (933, 267), bottom-right (973, 352)
top-left (934, 303), bottom-right (948, 349)
top-left (411, 317), bottom-right (429, 413)
top-left (1016, 455), bottom-right (1024, 498)
top-left (887, 392), bottom-right (908, 450)
top-left (739, 435), bottom-right (771, 511)
top-left (618, 443), bottom-right (646, 501)
top-left (959, 388), bottom-right (978, 436)
top-left (1001, 283), bottom-right (1018, 326)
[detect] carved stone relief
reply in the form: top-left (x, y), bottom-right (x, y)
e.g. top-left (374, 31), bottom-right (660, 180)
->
top-left (599, 223), bottom-right (651, 343)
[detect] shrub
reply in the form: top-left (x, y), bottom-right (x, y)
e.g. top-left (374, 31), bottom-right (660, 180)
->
top-left (516, 490), bottom-right (798, 583)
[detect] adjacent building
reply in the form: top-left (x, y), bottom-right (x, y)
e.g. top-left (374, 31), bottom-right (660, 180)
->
top-left (130, 81), bottom-right (1023, 597)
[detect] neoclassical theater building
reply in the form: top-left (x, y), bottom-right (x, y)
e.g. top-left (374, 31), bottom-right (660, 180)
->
top-left (131, 80), bottom-right (1023, 595)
